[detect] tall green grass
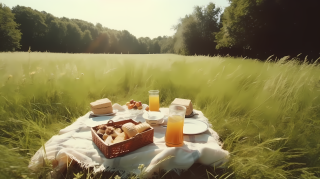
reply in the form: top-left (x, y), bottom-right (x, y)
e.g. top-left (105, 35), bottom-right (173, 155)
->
top-left (0, 52), bottom-right (320, 178)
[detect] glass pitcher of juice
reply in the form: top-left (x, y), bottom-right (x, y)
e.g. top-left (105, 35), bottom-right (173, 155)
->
top-left (165, 105), bottom-right (186, 147)
top-left (149, 90), bottom-right (159, 111)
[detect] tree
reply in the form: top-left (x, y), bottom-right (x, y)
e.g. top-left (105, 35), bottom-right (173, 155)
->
top-left (137, 37), bottom-right (150, 54)
top-left (0, 3), bottom-right (22, 51)
top-left (89, 31), bottom-right (109, 53)
top-left (216, 0), bottom-right (320, 59)
top-left (81, 29), bottom-right (93, 52)
top-left (150, 41), bottom-right (161, 54)
top-left (46, 18), bottom-right (67, 52)
top-left (179, 15), bottom-right (200, 55)
top-left (65, 22), bottom-right (83, 53)
top-left (8, 5), bottom-right (165, 54)
top-left (158, 36), bottom-right (174, 53)
top-left (173, 3), bottom-right (221, 55)
top-left (117, 30), bottom-right (140, 54)
top-left (95, 23), bottom-right (103, 31)
top-left (12, 5), bottom-right (47, 51)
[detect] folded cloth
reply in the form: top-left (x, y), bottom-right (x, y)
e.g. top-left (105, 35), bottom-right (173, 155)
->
top-left (28, 106), bottom-right (229, 178)
top-left (112, 103), bottom-right (126, 112)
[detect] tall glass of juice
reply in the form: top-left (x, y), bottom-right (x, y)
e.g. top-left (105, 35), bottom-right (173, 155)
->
top-left (149, 90), bottom-right (159, 111)
top-left (165, 105), bottom-right (186, 147)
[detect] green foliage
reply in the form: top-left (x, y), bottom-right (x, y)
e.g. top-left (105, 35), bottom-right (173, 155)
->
top-left (158, 36), bottom-right (174, 54)
top-left (1, 53), bottom-right (320, 178)
top-left (45, 19), bottom-right (67, 52)
top-left (0, 3), bottom-right (22, 51)
top-left (4, 5), bottom-right (173, 54)
top-left (3, 1), bottom-right (320, 59)
top-left (65, 22), bottom-right (83, 53)
top-left (216, 0), bottom-right (320, 59)
top-left (117, 30), bottom-right (141, 54)
top-left (12, 5), bottom-right (47, 52)
top-left (173, 3), bottom-right (221, 56)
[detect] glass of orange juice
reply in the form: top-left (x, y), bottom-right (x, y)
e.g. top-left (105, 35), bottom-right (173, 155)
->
top-left (149, 90), bottom-right (159, 111)
top-left (165, 105), bottom-right (186, 147)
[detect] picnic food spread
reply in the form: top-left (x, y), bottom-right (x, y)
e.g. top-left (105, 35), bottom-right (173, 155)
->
top-left (28, 92), bottom-right (229, 177)
top-left (90, 95), bottom-right (198, 157)
top-left (90, 96), bottom-right (197, 148)
top-left (29, 94), bottom-right (230, 177)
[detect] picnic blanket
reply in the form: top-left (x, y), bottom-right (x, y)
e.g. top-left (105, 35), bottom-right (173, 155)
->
top-left (28, 104), bottom-right (229, 178)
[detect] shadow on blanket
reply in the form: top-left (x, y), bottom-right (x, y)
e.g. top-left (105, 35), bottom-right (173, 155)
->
top-left (46, 160), bottom-right (229, 179)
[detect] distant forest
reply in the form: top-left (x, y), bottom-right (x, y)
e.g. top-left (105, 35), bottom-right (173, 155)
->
top-left (1, 0), bottom-right (320, 60)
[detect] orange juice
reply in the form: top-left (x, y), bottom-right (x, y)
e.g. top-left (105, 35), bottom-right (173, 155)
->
top-left (165, 115), bottom-right (184, 147)
top-left (149, 95), bottom-right (159, 111)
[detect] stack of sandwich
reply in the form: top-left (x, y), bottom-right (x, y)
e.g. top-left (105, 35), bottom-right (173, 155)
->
top-left (90, 98), bottom-right (113, 114)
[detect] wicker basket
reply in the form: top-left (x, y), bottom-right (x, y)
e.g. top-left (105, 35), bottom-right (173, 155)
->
top-left (91, 119), bottom-right (154, 159)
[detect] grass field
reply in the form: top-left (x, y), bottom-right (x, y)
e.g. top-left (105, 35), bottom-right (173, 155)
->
top-left (0, 52), bottom-right (320, 179)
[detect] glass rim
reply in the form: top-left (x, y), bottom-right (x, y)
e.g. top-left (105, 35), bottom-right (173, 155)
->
top-left (169, 104), bottom-right (186, 111)
top-left (148, 90), bottom-right (159, 93)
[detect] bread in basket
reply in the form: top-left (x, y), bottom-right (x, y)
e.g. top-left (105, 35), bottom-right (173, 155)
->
top-left (91, 119), bottom-right (154, 159)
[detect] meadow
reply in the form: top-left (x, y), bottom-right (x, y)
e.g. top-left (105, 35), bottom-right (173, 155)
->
top-left (0, 52), bottom-right (320, 179)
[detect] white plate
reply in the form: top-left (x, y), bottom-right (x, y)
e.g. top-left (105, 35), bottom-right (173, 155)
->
top-left (90, 109), bottom-right (118, 117)
top-left (183, 119), bottom-right (208, 135)
top-left (142, 112), bottom-right (165, 125)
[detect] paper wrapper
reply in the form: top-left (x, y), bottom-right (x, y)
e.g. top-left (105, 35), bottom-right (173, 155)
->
top-left (171, 98), bottom-right (193, 116)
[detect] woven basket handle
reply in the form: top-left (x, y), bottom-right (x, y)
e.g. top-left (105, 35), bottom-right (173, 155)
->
top-left (107, 120), bottom-right (114, 126)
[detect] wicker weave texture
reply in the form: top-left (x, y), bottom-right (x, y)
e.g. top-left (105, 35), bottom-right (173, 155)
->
top-left (91, 119), bottom-right (154, 159)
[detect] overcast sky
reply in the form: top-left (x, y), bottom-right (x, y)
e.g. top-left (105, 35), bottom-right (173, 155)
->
top-left (2, 0), bottom-right (230, 39)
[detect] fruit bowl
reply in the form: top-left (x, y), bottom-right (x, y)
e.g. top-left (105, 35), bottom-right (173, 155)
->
top-left (124, 99), bottom-right (149, 116)
top-left (125, 104), bottom-right (148, 115)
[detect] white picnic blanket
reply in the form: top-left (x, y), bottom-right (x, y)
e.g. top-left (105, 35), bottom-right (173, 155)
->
top-left (28, 104), bottom-right (229, 178)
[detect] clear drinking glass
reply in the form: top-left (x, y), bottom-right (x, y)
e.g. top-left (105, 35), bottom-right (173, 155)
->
top-left (148, 90), bottom-right (159, 111)
top-left (165, 105), bottom-right (186, 147)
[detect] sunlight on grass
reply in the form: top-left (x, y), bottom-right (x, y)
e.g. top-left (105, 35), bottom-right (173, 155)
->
top-left (0, 53), bottom-right (320, 178)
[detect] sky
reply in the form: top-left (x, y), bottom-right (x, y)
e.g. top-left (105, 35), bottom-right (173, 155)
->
top-left (2, 0), bottom-right (230, 39)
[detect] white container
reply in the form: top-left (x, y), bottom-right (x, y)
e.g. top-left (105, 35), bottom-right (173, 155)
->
top-left (142, 111), bottom-right (165, 125)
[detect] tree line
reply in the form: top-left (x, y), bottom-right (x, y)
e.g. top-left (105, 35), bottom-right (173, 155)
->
top-left (0, 4), bottom-right (167, 54)
top-left (1, 1), bottom-right (320, 60)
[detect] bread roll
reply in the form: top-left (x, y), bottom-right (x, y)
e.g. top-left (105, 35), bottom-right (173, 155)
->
top-left (135, 122), bottom-right (151, 133)
top-left (123, 132), bottom-right (129, 139)
top-left (110, 131), bottom-right (120, 138)
top-left (97, 124), bottom-right (107, 130)
top-left (122, 122), bottom-right (138, 138)
top-left (104, 135), bottom-right (113, 145)
top-left (103, 134), bottom-right (109, 140)
top-left (97, 125), bottom-right (107, 134)
top-left (113, 132), bottom-right (127, 144)
top-left (105, 127), bottom-right (115, 135)
top-left (97, 129), bottom-right (105, 135)
top-left (115, 128), bottom-right (122, 133)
